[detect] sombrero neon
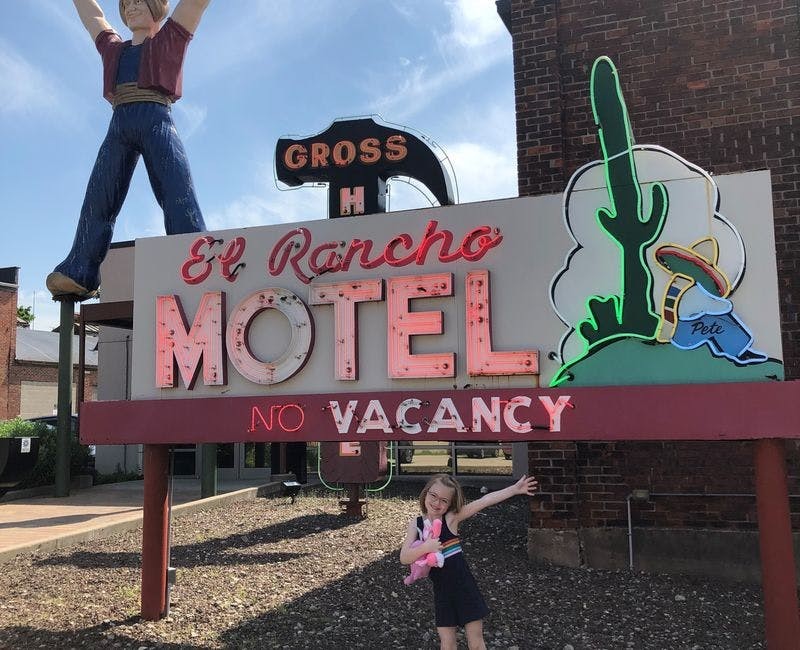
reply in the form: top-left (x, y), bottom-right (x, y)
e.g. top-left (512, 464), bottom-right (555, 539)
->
top-left (654, 238), bottom-right (730, 298)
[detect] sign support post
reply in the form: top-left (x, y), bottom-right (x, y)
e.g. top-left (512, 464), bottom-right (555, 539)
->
top-left (141, 444), bottom-right (170, 621)
top-left (55, 300), bottom-right (74, 497)
top-left (200, 443), bottom-right (217, 498)
top-left (753, 438), bottom-right (800, 648)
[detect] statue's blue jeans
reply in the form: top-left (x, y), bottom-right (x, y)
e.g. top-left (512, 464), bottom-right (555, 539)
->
top-left (52, 101), bottom-right (205, 293)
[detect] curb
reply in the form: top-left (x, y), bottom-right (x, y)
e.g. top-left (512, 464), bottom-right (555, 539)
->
top-left (0, 479), bottom-right (293, 565)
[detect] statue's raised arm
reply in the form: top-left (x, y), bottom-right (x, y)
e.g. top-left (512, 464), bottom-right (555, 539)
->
top-left (73, 0), bottom-right (113, 41)
top-left (171, 0), bottom-right (211, 34)
top-left (48, 0), bottom-right (212, 300)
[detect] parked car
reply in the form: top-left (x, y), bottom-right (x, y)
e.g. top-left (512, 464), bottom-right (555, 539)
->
top-left (27, 414), bottom-right (78, 433)
top-left (457, 442), bottom-right (499, 459)
top-left (396, 441), bottom-right (414, 464)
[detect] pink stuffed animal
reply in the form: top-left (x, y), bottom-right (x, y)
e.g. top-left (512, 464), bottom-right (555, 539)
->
top-left (403, 518), bottom-right (445, 585)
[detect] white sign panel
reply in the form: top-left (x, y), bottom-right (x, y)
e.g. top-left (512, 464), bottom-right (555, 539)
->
top-left (132, 170), bottom-right (783, 402)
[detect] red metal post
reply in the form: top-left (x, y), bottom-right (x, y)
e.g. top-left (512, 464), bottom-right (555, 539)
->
top-left (754, 438), bottom-right (800, 649)
top-left (339, 483), bottom-right (366, 517)
top-left (141, 444), bottom-right (170, 621)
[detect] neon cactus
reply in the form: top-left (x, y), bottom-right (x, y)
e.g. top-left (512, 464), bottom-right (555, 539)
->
top-left (578, 57), bottom-right (669, 347)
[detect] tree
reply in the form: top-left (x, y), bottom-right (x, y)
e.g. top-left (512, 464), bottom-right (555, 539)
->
top-left (17, 306), bottom-right (34, 327)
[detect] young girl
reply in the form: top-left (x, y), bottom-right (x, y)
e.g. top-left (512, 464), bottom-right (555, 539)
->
top-left (400, 473), bottom-right (539, 650)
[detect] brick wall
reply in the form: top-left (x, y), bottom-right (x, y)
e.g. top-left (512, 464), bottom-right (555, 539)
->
top-left (8, 364), bottom-right (97, 418)
top-left (0, 277), bottom-right (18, 420)
top-left (510, 0), bottom-right (799, 532)
top-left (0, 271), bottom-right (97, 420)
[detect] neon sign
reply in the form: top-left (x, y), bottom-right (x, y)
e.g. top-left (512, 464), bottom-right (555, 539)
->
top-left (267, 220), bottom-right (503, 284)
top-left (181, 235), bottom-right (246, 284)
top-left (326, 394), bottom-right (572, 435)
top-left (226, 288), bottom-right (314, 385)
top-left (281, 134), bottom-right (408, 171)
top-left (249, 403), bottom-right (305, 433)
top-left (275, 116), bottom-right (455, 218)
top-left (155, 269), bottom-right (540, 388)
top-left (309, 279), bottom-right (383, 380)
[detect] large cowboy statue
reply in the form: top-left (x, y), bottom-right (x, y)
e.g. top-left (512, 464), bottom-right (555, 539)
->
top-left (47, 0), bottom-right (211, 301)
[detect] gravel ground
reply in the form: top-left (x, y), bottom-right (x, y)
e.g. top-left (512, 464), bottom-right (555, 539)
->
top-left (0, 482), bottom-right (764, 649)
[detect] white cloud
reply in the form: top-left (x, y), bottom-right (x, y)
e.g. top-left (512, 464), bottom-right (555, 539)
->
top-left (32, 0), bottom-right (94, 53)
top-left (191, 1), bottom-right (349, 82)
top-left (369, 0), bottom-right (509, 121)
top-left (116, 192), bottom-right (169, 241)
top-left (174, 102), bottom-right (208, 141)
top-left (446, 141), bottom-right (516, 203)
top-left (207, 186), bottom-right (328, 231)
top-left (389, 0), bottom-right (417, 22)
top-left (443, 0), bottom-right (506, 49)
top-left (0, 41), bottom-right (60, 117)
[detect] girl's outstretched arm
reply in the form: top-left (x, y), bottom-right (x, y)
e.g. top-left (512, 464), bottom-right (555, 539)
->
top-left (450, 474), bottom-right (538, 528)
top-left (399, 517), bottom-right (442, 565)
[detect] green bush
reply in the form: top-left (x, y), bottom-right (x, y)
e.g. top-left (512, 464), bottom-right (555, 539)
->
top-left (0, 418), bottom-right (44, 439)
top-left (0, 418), bottom-right (92, 489)
top-left (94, 468), bottom-right (143, 485)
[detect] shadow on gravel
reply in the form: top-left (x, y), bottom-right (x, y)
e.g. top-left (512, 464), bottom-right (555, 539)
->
top-left (36, 548), bottom-right (309, 569)
top-left (217, 497), bottom-right (765, 650)
top-left (34, 511), bottom-right (357, 570)
top-left (0, 623), bottom-right (206, 650)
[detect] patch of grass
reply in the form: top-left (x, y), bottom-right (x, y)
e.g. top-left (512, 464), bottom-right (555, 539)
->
top-left (94, 469), bottom-right (144, 485)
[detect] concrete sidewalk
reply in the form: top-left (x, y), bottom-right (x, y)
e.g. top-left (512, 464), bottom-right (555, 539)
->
top-left (0, 476), bottom-right (291, 564)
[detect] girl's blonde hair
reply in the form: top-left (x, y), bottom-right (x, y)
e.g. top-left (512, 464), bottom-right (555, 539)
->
top-left (119, 0), bottom-right (169, 26)
top-left (419, 474), bottom-right (465, 514)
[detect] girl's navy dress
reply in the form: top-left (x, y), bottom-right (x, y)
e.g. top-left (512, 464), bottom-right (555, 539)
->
top-left (418, 515), bottom-right (489, 627)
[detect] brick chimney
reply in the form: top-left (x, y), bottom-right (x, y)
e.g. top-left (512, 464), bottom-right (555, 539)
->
top-left (0, 267), bottom-right (19, 420)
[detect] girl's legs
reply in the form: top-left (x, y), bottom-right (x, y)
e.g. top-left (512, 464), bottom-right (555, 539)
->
top-left (464, 619), bottom-right (486, 650)
top-left (437, 626), bottom-right (458, 650)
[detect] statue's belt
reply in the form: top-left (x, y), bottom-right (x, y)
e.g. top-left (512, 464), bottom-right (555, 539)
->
top-left (112, 83), bottom-right (171, 108)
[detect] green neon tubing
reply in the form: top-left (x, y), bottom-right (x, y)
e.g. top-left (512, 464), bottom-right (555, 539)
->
top-left (366, 442), bottom-right (395, 493)
top-left (315, 442), bottom-right (396, 493)
top-left (316, 442), bottom-right (344, 492)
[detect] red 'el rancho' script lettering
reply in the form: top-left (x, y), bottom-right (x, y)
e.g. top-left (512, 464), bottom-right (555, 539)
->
top-left (267, 220), bottom-right (503, 284)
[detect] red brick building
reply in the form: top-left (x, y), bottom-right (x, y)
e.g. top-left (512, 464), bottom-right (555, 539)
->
top-left (0, 267), bottom-right (97, 421)
top-left (498, 0), bottom-right (799, 577)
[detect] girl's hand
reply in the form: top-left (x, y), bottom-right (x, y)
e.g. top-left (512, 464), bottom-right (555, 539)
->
top-left (422, 537), bottom-right (442, 554)
top-left (513, 474), bottom-right (539, 496)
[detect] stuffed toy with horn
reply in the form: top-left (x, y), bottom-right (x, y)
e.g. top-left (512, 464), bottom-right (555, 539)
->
top-left (403, 518), bottom-right (444, 585)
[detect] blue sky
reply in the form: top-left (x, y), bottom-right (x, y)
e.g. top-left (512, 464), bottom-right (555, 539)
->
top-left (1, 1), bottom-right (517, 331)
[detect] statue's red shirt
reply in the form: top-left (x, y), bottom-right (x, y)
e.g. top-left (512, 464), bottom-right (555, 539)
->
top-left (96, 18), bottom-right (192, 104)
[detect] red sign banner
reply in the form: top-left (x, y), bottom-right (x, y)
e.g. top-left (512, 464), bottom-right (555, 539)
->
top-left (81, 381), bottom-right (800, 445)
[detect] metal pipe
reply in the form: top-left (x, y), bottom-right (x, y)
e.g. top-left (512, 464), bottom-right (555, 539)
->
top-left (627, 495), bottom-right (634, 570)
top-left (55, 301), bottom-right (74, 497)
top-left (124, 334), bottom-right (131, 475)
top-left (165, 447), bottom-right (175, 617)
top-left (77, 309), bottom-right (85, 413)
